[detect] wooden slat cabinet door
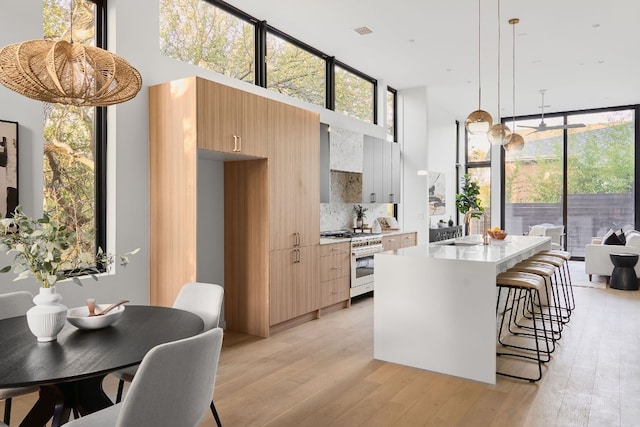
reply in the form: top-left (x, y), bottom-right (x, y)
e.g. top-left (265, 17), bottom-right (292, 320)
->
top-left (268, 102), bottom-right (320, 251)
top-left (269, 245), bottom-right (319, 326)
top-left (196, 78), bottom-right (268, 157)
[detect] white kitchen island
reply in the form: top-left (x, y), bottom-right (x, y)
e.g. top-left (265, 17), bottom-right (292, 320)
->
top-left (373, 235), bottom-right (551, 384)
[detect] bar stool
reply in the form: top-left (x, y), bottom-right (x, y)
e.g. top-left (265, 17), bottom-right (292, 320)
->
top-left (496, 271), bottom-right (550, 382)
top-left (528, 254), bottom-right (572, 322)
top-left (508, 261), bottom-right (564, 342)
top-left (539, 249), bottom-right (575, 311)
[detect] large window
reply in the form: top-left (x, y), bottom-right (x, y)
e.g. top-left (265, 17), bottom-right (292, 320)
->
top-left (464, 130), bottom-right (491, 232)
top-left (504, 107), bottom-right (637, 257)
top-left (266, 31), bottom-right (325, 107)
top-left (387, 87), bottom-right (396, 141)
top-left (159, 0), bottom-right (377, 124)
top-left (335, 64), bottom-right (376, 124)
top-left (160, 0), bottom-right (255, 83)
top-left (43, 0), bottom-right (106, 265)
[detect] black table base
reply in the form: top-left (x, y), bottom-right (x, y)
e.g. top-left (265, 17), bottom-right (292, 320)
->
top-left (610, 253), bottom-right (639, 291)
top-left (20, 375), bottom-right (112, 427)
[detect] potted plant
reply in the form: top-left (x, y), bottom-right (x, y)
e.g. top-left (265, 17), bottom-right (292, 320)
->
top-left (455, 174), bottom-right (484, 232)
top-left (354, 205), bottom-right (368, 229)
top-left (0, 206), bottom-right (138, 341)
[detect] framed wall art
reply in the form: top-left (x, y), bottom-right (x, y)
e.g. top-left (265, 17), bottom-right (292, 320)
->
top-left (427, 171), bottom-right (446, 215)
top-left (0, 120), bottom-right (18, 218)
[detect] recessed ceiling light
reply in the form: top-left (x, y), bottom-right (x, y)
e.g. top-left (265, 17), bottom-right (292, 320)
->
top-left (592, 23), bottom-right (600, 28)
top-left (353, 26), bottom-right (373, 36)
top-left (597, 60), bottom-right (605, 64)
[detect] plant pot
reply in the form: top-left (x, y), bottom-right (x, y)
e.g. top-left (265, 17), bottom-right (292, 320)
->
top-left (26, 287), bottom-right (67, 342)
top-left (356, 218), bottom-right (363, 229)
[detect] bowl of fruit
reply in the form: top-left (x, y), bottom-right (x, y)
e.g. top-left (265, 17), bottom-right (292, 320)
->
top-left (487, 227), bottom-right (508, 240)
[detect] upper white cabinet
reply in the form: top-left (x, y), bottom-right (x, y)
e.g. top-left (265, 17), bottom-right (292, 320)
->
top-left (382, 141), bottom-right (401, 203)
top-left (362, 136), bottom-right (400, 204)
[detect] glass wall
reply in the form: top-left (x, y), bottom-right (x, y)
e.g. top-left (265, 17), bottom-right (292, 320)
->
top-left (464, 130), bottom-right (491, 232)
top-left (504, 107), bottom-right (636, 257)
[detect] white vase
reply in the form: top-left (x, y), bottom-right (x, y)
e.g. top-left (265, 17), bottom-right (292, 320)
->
top-left (26, 287), bottom-right (68, 342)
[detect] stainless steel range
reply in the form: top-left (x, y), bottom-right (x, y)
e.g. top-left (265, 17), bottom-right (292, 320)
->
top-left (350, 233), bottom-right (384, 297)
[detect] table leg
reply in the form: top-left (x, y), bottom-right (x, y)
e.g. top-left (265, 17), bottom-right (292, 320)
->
top-left (19, 375), bottom-right (113, 427)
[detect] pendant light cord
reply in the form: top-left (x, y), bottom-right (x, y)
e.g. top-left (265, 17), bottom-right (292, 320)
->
top-left (69, 0), bottom-right (74, 44)
top-left (496, 0), bottom-right (501, 122)
top-left (477, 0), bottom-right (482, 109)
top-left (511, 18), bottom-right (517, 130)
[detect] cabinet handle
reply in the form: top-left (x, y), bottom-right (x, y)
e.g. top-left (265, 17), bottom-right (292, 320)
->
top-left (232, 135), bottom-right (239, 152)
top-left (389, 193), bottom-right (394, 202)
top-left (294, 248), bottom-right (300, 263)
top-left (330, 266), bottom-right (341, 269)
top-left (294, 232), bottom-right (300, 247)
top-left (370, 193), bottom-right (376, 203)
top-left (237, 136), bottom-right (242, 152)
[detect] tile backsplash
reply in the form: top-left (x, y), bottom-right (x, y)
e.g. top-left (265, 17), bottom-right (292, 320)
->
top-left (320, 171), bottom-right (391, 231)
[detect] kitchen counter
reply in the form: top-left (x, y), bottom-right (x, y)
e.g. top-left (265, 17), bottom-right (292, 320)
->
top-left (320, 237), bottom-right (351, 245)
top-left (373, 235), bottom-right (551, 384)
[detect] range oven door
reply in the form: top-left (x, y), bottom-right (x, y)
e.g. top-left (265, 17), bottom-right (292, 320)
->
top-left (350, 248), bottom-right (381, 297)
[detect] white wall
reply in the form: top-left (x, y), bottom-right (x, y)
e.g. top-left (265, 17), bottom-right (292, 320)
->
top-left (397, 87), bottom-right (429, 244)
top-left (1, 0), bottom-right (388, 307)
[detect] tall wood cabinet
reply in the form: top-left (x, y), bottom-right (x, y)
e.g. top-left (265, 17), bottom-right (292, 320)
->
top-left (149, 76), bottom-right (320, 337)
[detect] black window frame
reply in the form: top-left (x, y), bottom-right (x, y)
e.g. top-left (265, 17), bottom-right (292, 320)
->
top-left (204, 0), bottom-right (377, 122)
top-left (93, 0), bottom-right (107, 261)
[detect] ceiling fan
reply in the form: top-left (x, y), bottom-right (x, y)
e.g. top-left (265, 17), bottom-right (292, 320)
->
top-left (518, 90), bottom-right (585, 132)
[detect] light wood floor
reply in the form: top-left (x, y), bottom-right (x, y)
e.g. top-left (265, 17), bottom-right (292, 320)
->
top-left (7, 262), bottom-right (640, 426)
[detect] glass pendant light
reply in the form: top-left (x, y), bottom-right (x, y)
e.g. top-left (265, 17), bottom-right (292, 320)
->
top-left (503, 18), bottom-right (525, 152)
top-left (465, 0), bottom-right (493, 135)
top-left (488, 0), bottom-right (511, 145)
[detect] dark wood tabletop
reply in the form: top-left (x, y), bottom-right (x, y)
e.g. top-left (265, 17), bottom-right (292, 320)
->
top-left (0, 305), bottom-right (204, 426)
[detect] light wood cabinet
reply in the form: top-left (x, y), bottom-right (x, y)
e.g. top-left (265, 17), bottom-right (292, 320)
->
top-left (150, 76), bottom-right (320, 338)
top-left (319, 242), bottom-right (350, 308)
top-left (196, 79), bottom-right (268, 157)
top-left (383, 232), bottom-right (417, 251)
top-left (268, 101), bottom-right (320, 327)
top-left (270, 245), bottom-right (320, 325)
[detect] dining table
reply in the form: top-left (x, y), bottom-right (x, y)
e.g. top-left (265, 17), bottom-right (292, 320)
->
top-left (0, 305), bottom-right (204, 427)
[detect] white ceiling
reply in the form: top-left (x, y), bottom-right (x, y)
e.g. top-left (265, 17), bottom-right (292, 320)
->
top-left (226, 0), bottom-right (640, 120)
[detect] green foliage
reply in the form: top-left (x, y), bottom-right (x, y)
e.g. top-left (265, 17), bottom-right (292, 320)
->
top-left (0, 208), bottom-right (138, 288)
top-left (354, 205), bottom-right (368, 219)
top-left (456, 174), bottom-right (484, 219)
top-left (43, 0), bottom-right (98, 266)
top-left (159, 0), bottom-right (374, 123)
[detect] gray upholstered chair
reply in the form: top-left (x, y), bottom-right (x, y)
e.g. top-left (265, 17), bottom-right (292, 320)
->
top-left (112, 282), bottom-right (224, 426)
top-left (66, 327), bottom-right (223, 427)
top-left (0, 291), bottom-right (39, 425)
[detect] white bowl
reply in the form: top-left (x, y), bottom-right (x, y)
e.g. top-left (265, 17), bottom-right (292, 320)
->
top-left (66, 304), bottom-right (125, 330)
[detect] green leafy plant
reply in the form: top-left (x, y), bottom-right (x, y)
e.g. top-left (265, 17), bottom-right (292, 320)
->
top-left (0, 206), bottom-right (138, 288)
top-left (354, 205), bottom-right (368, 219)
top-left (455, 174), bottom-right (484, 221)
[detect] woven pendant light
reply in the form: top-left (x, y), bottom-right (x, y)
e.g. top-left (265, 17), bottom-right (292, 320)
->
top-left (0, 39), bottom-right (141, 107)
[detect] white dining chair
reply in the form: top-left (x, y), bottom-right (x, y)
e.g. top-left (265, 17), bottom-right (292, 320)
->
top-left (0, 291), bottom-right (40, 425)
top-left (66, 327), bottom-right (223, 427)
top-left (111, 282), bottom-right (224, 426)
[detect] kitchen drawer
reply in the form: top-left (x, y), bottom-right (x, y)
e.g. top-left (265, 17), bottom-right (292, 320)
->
top-left (320, 253), bottom-right (350, 282)
top-left (382, 235), bottom-right (401, 251)
top-left (321, 276), bottom-right (350, 307)
top-left (400, 232), bottom-right (417, 248)
top-left (320, 241), bottom-right (350, 257)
